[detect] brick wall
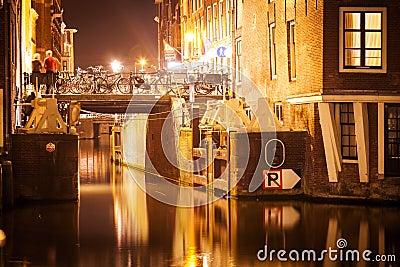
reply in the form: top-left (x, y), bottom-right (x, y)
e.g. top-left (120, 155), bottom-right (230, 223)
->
top-left (323, 1), bottom-right (400, 95)
top-left (241, 0), bottom-right (323, 129)
top-left (0, 2), bottom-right (18, 154)
top-left (11, 134), bottom-right (79, 201)
top-left (145, 95), bottom-right (181, 180)
top-left (240, 0), bottom-right (269, 93)
top-left (232, 130), bottom-right (307, 197)
top-left (327, 104), bottom-right (400, 201)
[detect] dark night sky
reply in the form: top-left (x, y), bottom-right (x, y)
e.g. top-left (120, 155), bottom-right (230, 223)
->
top-left (62, 0), bottom-right (158, 71)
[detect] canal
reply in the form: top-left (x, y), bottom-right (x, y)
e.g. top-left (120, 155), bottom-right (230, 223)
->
top-left (0, 133), bottom-right (399, 266)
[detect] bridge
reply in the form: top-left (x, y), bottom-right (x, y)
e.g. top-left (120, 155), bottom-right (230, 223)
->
top-left (51, 93), bottom-right (223, 114)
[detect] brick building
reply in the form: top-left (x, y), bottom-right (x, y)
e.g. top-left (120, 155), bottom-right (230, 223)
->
top-left (156, 0), bottom-right (181, 69)
top-left (1, 0), bottom-right (76, 157)
top-left (240, 0), bottom-right (400, 200)
top-left (31, 0), bottom-right (63, 62)
top-left (60, 24), bottom-right (78, 74)
top-left (0, 0), bottom-right (20, 154)
top-left (157, 0), bottom-right (233, 70)
top-left (158, 0), bottom-right (400, 200)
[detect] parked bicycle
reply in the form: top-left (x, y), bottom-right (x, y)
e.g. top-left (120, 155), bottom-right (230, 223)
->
top-left (96, 71), bottom-right (125, 93)
top-left (77, 65), bottom-right (105, 93)
top-left (116, 72), bottom-right (147, 94)
top-left (56, 70), bottom-right (81, 94)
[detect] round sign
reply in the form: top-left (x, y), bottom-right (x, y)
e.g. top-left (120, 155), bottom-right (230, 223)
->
top-left (46, 142), bottom-right (56, 152)
top-left (217, 46), bottom-right (227, 58)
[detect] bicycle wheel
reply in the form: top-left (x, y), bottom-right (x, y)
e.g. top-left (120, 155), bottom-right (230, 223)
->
top-left (55, 78), bottom-right (68, 94)
top-left (78, 78), bottom-right (92, 93)
top-left (170, 85), bottom-right (188, 96)
top-left (216, 85), bottom-right (225, 95)
top-left (195, 84), bottom-right (212, 95)
top-left (95, 77), bottom-right (109, 93)
top-left (117, 78), bottom-right (131, 94)
top-left (68, 80), bottom-right (80, 94)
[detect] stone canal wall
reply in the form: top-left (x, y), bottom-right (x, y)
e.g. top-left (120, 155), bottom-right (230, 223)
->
top-left (117, 97), bottom-right (400, 202)
top-left (11, 134), bottom-right (79, 202)
top-left (232, 131), bottom-right (307, 197)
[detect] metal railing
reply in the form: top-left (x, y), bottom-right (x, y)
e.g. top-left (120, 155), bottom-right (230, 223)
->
top-left (25, 66), bottom-right (231, 97)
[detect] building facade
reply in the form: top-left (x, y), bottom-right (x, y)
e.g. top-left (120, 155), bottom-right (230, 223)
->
top-left (0, 0), bottom-right (76, 157)
top-left (159, 0), bottom-right (400, 200)
top-left (31, 0), bottom-right (63, 62)
top-left (156, 0), bottom-right (181, 69)
top-left (242, 0), bottom-right (400, 200)
top-left (0, 0), bottom-right (20, 154)
top-left (61, 23), bottom-right (78, 74)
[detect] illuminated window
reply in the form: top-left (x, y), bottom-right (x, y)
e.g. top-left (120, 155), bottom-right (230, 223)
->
top-left (269, 23), bottom-right (277, 79)
top-left (213, 3), bottom-right (218, 40)
top-left (236, 39), bottom-right (242, 83)
top-left (274, 102), bottom-right (283, 123)
top-left (288, 21), bottom-right (296, 81)
top-left (339, 7), bottom-right (386, 73)
top-left (236, 0), bottom-right (243, 29)
top-left (207, 6), bottom-right (212, 39)
top-left (219, 1), bottom-right (224, 38)
top-left (226, 0), bottom-right (230, 37)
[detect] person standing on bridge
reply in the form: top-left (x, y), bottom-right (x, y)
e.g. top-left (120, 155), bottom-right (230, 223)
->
top-left (31, 53), bottom-right (42, 92)
top-left (43, 50), bottom-right (59, 94)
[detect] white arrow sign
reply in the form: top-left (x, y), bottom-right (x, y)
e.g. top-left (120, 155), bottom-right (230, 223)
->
top-left (263, 169), bottom-right (301, 190)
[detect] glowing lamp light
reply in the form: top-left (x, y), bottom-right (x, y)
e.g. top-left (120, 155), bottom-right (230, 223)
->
top-left (167, 61), bottom-right (181, 69)
top-left (139, 58), bottom-right (146, 71)
top-left (111, 60), bottom-right (122, 73)
top-left (185, 33), bottom-right (195, 42)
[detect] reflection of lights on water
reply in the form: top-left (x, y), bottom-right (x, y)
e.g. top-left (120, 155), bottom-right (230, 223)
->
top-left (202, 253), bottom-right (209, 267)
top-left (184, 251), bottom-right (211, 267)
top-left (0, 229), bottom-right (6, 247)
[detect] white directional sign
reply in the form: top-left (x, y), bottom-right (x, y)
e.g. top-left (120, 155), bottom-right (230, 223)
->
top-left (263, 169), bottom-right (301, 190)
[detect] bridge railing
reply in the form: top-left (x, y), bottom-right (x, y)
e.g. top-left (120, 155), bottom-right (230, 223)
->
top-left (51, 67), bottom-right (230, 97)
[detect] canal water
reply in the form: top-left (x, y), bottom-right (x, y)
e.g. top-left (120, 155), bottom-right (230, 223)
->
top-left (0, 134), bottom-right (399, 267)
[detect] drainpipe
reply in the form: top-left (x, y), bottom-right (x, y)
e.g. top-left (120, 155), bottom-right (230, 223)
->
top-left (231, 0), bottom-right (236, 96)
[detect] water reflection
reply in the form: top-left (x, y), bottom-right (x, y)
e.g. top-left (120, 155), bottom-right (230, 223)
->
top-left (0, 136), bottom-right (399, 267)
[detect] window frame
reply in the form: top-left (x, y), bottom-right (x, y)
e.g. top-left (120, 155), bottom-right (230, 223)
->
top-left (236, 38), bottom-right (242, 83)
top-left (386, 106), bottom-right (400, 160)
top-left (269, 22), bottom-right (277, 79)
top-left (274, 102), bottom-right (284, 124)
top-left (288, 20), bottom-right (296, 81)
top-left (385, 104), bottom-right (400, 177)
top-left (339, 103), bottom-right (358, 160)
top-left (339, 7), bottom-right (387, 73)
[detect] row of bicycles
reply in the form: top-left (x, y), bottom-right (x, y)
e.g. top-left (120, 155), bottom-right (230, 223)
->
top-left (54, 65), bottom-right (230, 96)
top-left (55, 66), bottom-right (150, 94)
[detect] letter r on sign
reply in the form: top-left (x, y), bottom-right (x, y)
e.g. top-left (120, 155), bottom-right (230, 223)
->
top-left (263, 170), bottom-right (283, 190)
